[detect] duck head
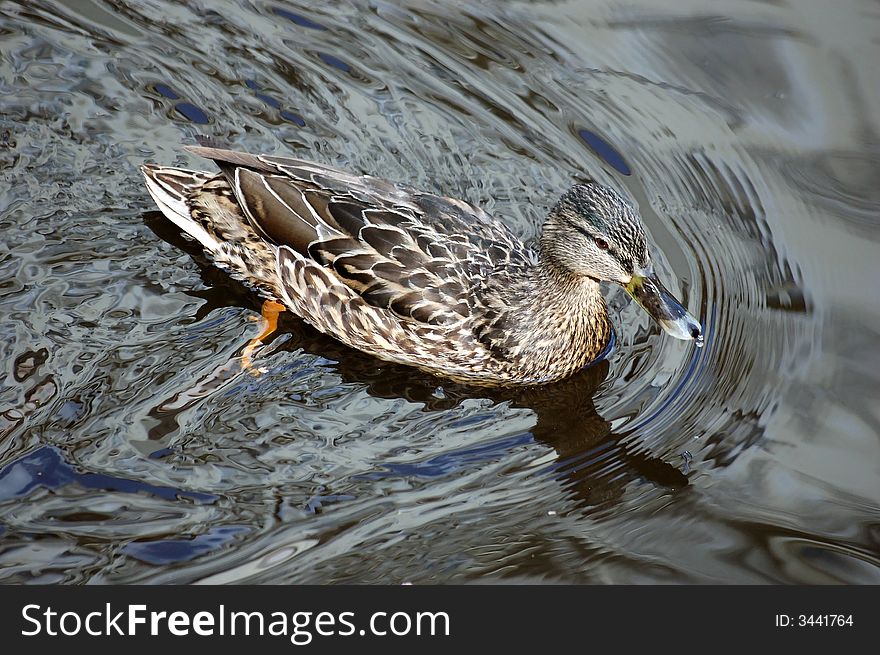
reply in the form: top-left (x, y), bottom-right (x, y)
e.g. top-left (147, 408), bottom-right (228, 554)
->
top-left (541, 182), bottom-right (703, 344)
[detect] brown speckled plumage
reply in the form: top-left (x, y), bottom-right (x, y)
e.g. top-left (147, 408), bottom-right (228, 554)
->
top-left (142, 144), bottom-right (700, 385)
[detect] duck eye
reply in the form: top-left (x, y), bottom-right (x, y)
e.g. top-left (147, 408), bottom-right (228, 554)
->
top-left (594, 237), bottom-right (609, 251)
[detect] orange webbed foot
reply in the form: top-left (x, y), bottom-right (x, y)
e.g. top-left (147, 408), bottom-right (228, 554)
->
top-left (240, 299), bottom-right (286, 376)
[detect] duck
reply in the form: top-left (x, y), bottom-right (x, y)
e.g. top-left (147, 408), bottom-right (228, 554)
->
top-left (141, 143), bottom-right (702, 385)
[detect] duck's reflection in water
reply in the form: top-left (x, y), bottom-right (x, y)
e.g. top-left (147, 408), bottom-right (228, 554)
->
top-left (145, 212), bottom-right (688, 511)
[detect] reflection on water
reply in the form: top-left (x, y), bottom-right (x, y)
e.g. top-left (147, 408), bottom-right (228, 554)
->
top-left (0, 0), bottom-right (878, 583)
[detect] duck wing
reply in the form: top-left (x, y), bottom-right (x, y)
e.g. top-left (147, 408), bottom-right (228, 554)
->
top-left (186, 146), bottom-right (535, 328)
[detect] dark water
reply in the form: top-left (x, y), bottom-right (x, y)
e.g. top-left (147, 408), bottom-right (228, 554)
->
top-left (1, 0), bottom-right (878, 584)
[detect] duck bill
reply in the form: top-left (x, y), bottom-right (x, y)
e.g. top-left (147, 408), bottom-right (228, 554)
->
top-left (625, 270), bottom-right (703, 343)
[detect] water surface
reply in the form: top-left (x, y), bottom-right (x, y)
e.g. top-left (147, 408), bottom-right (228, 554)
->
top-left (1, 0), bottom-right (878, 583)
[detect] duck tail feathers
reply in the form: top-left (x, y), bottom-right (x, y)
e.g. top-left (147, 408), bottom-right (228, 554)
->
top-left (141, 164), bottom-right (220, 252)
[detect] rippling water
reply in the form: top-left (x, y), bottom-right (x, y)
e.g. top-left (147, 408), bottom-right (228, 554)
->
top-left (1, 0), bottom-right (878, 584)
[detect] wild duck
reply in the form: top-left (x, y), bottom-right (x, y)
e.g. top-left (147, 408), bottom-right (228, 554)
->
top-left (141, 145), bottom-right (702, 385)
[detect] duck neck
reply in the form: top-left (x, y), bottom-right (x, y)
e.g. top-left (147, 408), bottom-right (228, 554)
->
top-left (494, 255), bottom-right (612, 381)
